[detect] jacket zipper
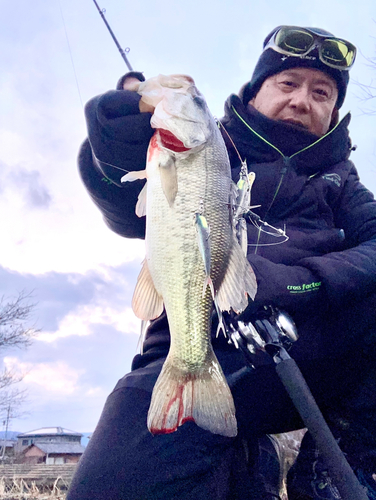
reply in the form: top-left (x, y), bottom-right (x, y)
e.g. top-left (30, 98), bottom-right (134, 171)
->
top-left (231, 106), bottom-right (346, 253)
top-left (232, 106), bottom-right (344, 212)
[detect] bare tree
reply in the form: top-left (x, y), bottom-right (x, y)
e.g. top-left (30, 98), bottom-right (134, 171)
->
top-left (354, 37), bottom-right (376, 114)
top-left (0, 291), bottom-right (37, 350)
top-left (0, 291), bottom-right (39, 424)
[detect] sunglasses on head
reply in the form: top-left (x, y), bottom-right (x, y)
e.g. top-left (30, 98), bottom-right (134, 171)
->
top-left (264, 26), bottom-right (356, 70)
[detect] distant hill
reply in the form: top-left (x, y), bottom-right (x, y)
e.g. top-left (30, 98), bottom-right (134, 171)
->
top-left (0, 431), bottom-right (18, 441)
top-left (0, 431), bottom-right (91, 447)
top-left (81, 433), bottom-right (91, 447)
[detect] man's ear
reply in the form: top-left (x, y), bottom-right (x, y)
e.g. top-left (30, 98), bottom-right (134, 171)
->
top-left (329, 107), bottom-right (339, 130)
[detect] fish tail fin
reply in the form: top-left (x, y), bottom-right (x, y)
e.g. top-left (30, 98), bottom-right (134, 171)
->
top-left (147, 352), bottom-right (237, 437)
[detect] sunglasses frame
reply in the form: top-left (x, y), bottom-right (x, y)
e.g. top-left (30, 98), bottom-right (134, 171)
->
top-left (264, 26), bottom-right (357, 71)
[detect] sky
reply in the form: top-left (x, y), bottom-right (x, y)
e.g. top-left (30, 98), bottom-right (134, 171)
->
top-left (0, 0), bottom-right (375, 436)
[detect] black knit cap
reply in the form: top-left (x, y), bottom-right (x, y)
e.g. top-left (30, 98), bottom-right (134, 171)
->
top-left (116, 71), bottom-right (145, 90)
top-left (239, 26), bottom-right (351, 109)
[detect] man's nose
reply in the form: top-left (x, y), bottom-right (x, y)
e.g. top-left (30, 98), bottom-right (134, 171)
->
top-left (289, 86), bottom-right (311, 111)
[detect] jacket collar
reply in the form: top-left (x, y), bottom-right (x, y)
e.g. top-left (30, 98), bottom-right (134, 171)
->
top-left (221, 94), bottom-right (352, 175)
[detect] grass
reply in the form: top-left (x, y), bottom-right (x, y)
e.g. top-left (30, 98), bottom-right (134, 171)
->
top-left (0, 477), bottom-right (67, 499)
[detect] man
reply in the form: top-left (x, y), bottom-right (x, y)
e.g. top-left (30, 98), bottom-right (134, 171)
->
top-left (68, 26), bottom-right (376, 499)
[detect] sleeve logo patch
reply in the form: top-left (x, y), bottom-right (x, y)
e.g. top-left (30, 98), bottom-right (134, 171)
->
top-left (321, 173), bottom-right (341, 187)
top-left (287, 282), bottom-right (321, 293)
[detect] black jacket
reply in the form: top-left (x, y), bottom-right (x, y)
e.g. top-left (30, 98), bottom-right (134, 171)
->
top-left (78, 89), bottom-right (376, 366)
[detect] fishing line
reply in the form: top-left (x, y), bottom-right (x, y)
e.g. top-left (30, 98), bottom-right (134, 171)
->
top-left (247, 218), bottom-right (289, 247)
top-left (216, 118), bottom-right (244, 165)
top-left (92, 151), bottom-right (131, 175)
top-left (57, 0), bottom-right (84, 108)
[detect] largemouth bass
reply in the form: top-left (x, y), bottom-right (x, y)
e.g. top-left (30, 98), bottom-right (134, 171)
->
top-left (122, 74), bottom-right (257, 437)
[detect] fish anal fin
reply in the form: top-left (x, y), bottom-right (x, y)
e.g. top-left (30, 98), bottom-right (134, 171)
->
top-left (137, 320), bottom-right (149, 355)
top-left (147, 352), bottom-right (237, 437)
top-left (159, 156), bottom-right (178, 206)
top-left (216, 241), bottom-right (257, 313)
top-left (132, 260), bottom-right (164, 320)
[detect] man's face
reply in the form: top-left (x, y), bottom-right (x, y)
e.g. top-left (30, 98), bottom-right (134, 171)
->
top-left (249, 67), bottom-right (339, 137)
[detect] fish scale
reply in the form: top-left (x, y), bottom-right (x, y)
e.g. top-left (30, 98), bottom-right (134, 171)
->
top-left (148, 157), bottom-right (214, 368)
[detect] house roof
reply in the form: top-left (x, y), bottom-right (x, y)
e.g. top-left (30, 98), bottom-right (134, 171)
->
top-left (17, 427), bottom-right (82, 438)
top-left (0, 440), bottom-right (16, 448)
top-left (27, 443), bottom-right (85, 455)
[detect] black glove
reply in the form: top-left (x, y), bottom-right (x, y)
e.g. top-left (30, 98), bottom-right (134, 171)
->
top-left (238, 254), bottom-right (324, 323)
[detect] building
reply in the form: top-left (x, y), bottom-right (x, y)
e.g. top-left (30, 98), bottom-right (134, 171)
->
top-left (21, 442), bottom-right (85, 464)
top-left (15, 427), bottom-right (85, 464)
top-left (0, 439), bottom-right (17, 460)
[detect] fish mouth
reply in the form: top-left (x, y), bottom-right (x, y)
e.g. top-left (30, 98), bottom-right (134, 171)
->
top-left (158, 129), bottom-right (191, 153)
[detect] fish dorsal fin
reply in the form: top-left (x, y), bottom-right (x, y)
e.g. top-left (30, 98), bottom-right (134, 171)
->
top-left (132, 260), bottom-right (164, 320)
top-left (135, 183), bottom-right (147, 217)
top-left (216, 241), bottom-right (257, 313)
top-left (159, 156), bottom-right (178, 207)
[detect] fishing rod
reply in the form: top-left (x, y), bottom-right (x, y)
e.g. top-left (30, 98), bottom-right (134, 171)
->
top-left (92, 0), bottom-right (133, 71)
top-left (228, 308), bottom-right (368, 500)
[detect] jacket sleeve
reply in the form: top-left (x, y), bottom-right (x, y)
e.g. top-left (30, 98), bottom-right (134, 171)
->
top-left (300, 165), bottom-right (376, 305)
top-left (243, 165), bottom-right (376, 320)
top-left (78, 90), bottom-right (154, 239)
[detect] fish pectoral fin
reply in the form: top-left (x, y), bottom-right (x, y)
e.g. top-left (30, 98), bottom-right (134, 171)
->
top-left (147, 351), bottom-right (237, 437)
top-left (159, 156), bottom-right (178, 206)
top-left (216, 240), bottom-right (257, 313)
top-left (121, 170), bottom-right (147, 183)
top-left (132, 260), bottom-right (164, 320)
top-left (135, 183), bottom-right (147, 217)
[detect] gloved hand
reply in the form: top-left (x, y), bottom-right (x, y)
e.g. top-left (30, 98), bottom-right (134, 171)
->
top-left (237, 253), bottom-right (324, 323)
top-left (117, 71), bottom-right (155, 113)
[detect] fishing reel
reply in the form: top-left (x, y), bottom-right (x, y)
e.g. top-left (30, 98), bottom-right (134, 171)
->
top-left (228, 306), bottom-right (298, 368)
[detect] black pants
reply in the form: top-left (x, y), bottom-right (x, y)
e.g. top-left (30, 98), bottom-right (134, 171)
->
top-left (66, 342), bottom-right (374, 500)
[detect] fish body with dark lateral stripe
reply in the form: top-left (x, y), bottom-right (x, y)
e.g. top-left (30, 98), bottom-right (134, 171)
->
top-left (122, 74), bottom-right (257, 437)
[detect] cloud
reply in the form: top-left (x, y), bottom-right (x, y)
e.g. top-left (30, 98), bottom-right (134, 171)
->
top-left (36, 304), bottom-right (139, 343)
top-left (8, 168), bottom-right (52, 209)
top-left (3, 357), bottom-right (84, 397)
top-left (1, 318), bottom-right (141, 432)
top-left (0, 262), bottom-right (141, 430)
top-left (0, 263), bottom-right (140, 332)
top-left (85, 386), bottom-right (106, 398)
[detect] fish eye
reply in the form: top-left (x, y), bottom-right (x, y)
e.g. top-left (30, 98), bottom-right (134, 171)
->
top-left (193, 95), bottom-right (206, 108)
